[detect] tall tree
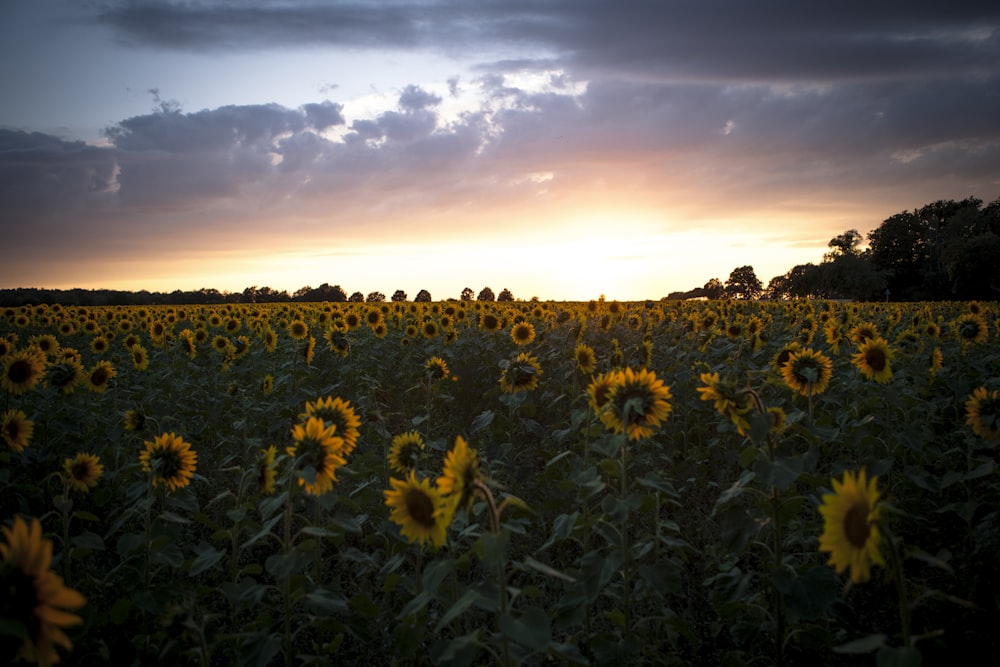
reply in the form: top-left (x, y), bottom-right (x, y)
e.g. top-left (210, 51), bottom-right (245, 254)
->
top-left (497, 288), bottom-right (514, 302)
top-left (391, 290), bottom-right (407, 302)
top-left (724, 266), bottom-right (762, 300)
top-left (477, 287), bottom-right (495, 301)
top-left (415, 289), bottom-right (432, 302)
top-left (460, 287), bottom-right (474, 301)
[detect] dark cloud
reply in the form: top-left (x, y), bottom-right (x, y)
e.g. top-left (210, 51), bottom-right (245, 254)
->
top-left (98, 1), bottom-right (1000, 84)
top-left (398, 85), bottom-right (442, 110)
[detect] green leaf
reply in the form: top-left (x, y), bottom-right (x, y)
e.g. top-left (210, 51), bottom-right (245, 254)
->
top-left (877, 645), bottom-right (923, 667)
top-left (834, 633), bottom-right (888, 654)
top-left (71, 531), bottom-right (105, 551)
top-left (519, 555), bottom-right (576, 582)
top-left (434, 589), bottom-right (481, 633)
top-left (189, 544), bottom-right (226, 576)
top-left (470, 410), bottom-right (495, 433)
top-left (499, 606), bottom-right (551, 652)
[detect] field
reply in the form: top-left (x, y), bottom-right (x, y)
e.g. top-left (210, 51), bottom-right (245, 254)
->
top-left (2, 298), bottom-right (999, 666)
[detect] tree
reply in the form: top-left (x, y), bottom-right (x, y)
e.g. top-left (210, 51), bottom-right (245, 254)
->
top-left (823, 229), bottom-right (863, 261)
top-left (460, 287), bottom-right (474, 301)
top-left (497, 288), bottom-right (514, 302)
top-left (366, 291), bottom-right (386, 302)
top-left (391, 290), bottom-right (407, 302)
top-left (349, 292), bottom-right (364, 302)
top-left (415, 289), bottom-right (432, 302)
top-left (724, 266), bottom-right (762, 300)
top-left (477, 287), bottom-right (495, 301)
top-left (702, 278), bottom-right (725, 300)
top-left (329, 285), bottom-right (348, 302)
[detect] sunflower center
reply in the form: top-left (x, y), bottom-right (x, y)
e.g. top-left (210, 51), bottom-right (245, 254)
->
top-left (864, 348), bottom-right (886, 372)
top-left (71, 461), bottom-right (92, 481)
top-left (5, 420), bottom-right (21, 440)
top-left (404, 489), bottom-right (436, 528)
top-left (843, 502), bottom-right (871, 549)
top-left (7, 360), bottom-right (31, 384)
top-left (153, 448), bottom-right (183, 480)
top-left (0, 564), bottom-right (40, 639)
top-left (91, 368), bottom-right (110, 386)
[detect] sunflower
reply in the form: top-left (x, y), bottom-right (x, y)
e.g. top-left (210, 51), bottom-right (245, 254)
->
top-left (63, 454), bottom-right (104, 493)
top-left (365, 308), bottom-right (383, 328)
top-left (300, 396), bottom-right (361, 454)
top-left (301, 336), bottom-right (316, 365)
top-left (2, 409), bottom-right (34, 453)
top-left (384, 471), bottom-right (452, 548)
top-left (499, 352), bottom-right (543, 394)
top-left (287, 417), bottom-right (345, 496)
top-left (928, 348), bottom-right (943, 377)
top-left (2, 348), bottom-right (47, 395)
top-left (123, 409), bottom-right (146, 433)
top-left (965, 386), bottom-right (1000, 440)
top-left (89, 336), bottom-right (109, 355)
top-left (421, 320), bottom-right (439, 339)
top-left (780, 348), bottom-right (833, 397)
top-left (258, 445), bottom-right (278, 495)
top-left (436, 435), bottom-right (481, 511)
top-left (818, 469), bottom-right (884, 584)
top-left (479, 312), bottom-right (502, 333)
top-left (424, 357), bottom-right (450, 382)
top-left (848, 322), bottom-right (878, 347)
top-left (139, 432), bottom-right (198, 492)
top-left (261, 374), bottom-right (274, 395)
top-left (600, 368), bottom-right (673, 441)
top-left (46, 360), bottom-right (84, 395)
top-left (574, 343), bottom-right (597, 375)
top-left (85, 361), bottom-right (116, 393)
top-left (0, 516), bottom-right (86, 666)
top-left (767, 406), bottom-right (787, 434)
top-left (954, 313), bottom-right (988, 345)
top-left (510, 322), bottom-right (536, 346)
top-left (586, 371), bottom-right (618, 415)
top-left (770, 341), bottom-right (801, 374)
top-left (129, 344), bottom-right (150, 372)
top-left (852, 336), bottom-right (893, 383)
top-left (211, 335), bottom-right (231, 354)
top-left (288, 319), bottom-right (309, 340)
top-left (388, 431), bottom-right (425, 475)
top-left (696, 372), bottom-right (752, 435)
top-left (324, 327), bottom-right (351, 358)
top-left (27, 335), bottom-right (60, 359)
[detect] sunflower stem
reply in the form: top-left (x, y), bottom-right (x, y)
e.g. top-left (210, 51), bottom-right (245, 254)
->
top-left (883, 526), bottom-right (912, 648)
top-left (283, 482), bottom-right (295, 667)
top-left (620, 437), bottom-right (632, 644)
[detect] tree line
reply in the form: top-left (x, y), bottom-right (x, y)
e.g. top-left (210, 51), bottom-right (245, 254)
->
top-left (2, 196), bottom-right (997, 307)
top-left (665, 196), bottom-right (1000, 302)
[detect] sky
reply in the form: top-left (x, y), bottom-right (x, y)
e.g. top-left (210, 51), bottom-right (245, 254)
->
top-left (1, 1), bottom-right (999, 302)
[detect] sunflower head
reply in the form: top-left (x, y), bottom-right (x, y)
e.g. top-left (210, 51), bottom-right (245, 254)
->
top-left (780, 348), bottom-right (833, 397)
top-left (2, 409), bottom-right (34, 454)
top-left (955, 313), bottom-right (988, 345)
top-left (852, 336), bottom-right (893, 384)
top-left (424, 357), bottom-right (450, 382)
top-left (2, 348), bottom-right (47, 395)
top-left (510, 322), bottom-right (536, 346)
top-left (499, 352), bottom-right (543, 394)
top-left (288, 417), bottom-right (346, 495)
top-left (300, 396), bottom-right (361, 454)
top-left (965, 386), bottom-right (1000, 440)
top-left (63, 453), bottom-right (104, 493)
top-left (140, 432), bottom-right (198, 492)
top-left (818, 468), bottom-right (884, 583)
top-left (0, 516), bottom-right (86, 666)
top-left (388, 431), bottom-right (425, 475)
top-left (385, 471), bottom-right (453, 549)
top-left (258, 445), bottom-right (278, 495)
top-left (436, 435), bottom-right (481, 511)
top-left (601, 367), bottom-right (673, 441)
top-left (574, 343), bottom-right (597, 375)
top-left (696, 372), bottom-right (752, 435)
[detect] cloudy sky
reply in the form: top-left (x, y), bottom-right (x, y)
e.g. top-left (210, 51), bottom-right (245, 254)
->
top-left (2, 1), bottom-right (998, 301)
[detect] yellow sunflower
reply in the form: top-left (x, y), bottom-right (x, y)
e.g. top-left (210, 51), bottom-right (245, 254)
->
top-left (586, 371), bottom-right (618, 416)
top-left (510, 322), bottom-right (536, 346)
top-left (140, 432), bottom-right (198, 492)
top-left (574, 343), bottom-right (597, 375)
top-left (696, 372), bottom-right (752, 435)
top-left (2, 348), bottom-right (47, 395)
top-left (928, 348), bottom-right (943, 377)
top-left (848, 322), bottom-right (879, 346)
top-left (0, 516), bottom-right (86, 666)
top-left (388, 431), bottom-right (425, 475)
top-left (46, 360), bottom-right (84, 395)
top-left (780, 348), bottom-right (833, 397)
top-left (123, 409), bottom-right (146, 433)
top-left (770, 341), bottom-right (801, 374)
top-left (2, 409), bottom-right (34, 453)
top-left (954, 313), bottom-right (988, 345)
top-left (436, 435), bottom-right (481, 511)
top-left (818, 469), bottom-right (884, 584)
top-left (129, 344), bottom-right (150, 372)
top-left (499, 352), bottom-right (543, 394)
top-left (287, 417), bottom-right (346, 496)
top-left (288, 319), bottom-right (309, 340)
top-left (424, 357), bottom-right (450, 382)
top-left (85, 360), bottom-right (116, 393)
top-left (479, 312), bottom-right (503, 333)
top-left (384, 471), bottom-right (452, 548)
top-left (63, 454), bottom-right (104, 493)
top-left (261, 374), bottom-right (274, 395)
top-left (300, 396), bottom-right (361, 455)
top-left (852, 336), bottom-right (893, 383)
top-left (601, 367), bottom-right (673, 441)
top-left (965, 386), bottom-right (1000, 440)
top-left (324, 327), bottom-right (351, 358)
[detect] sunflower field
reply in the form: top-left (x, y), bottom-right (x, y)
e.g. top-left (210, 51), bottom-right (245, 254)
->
top-left (1, 298), bottom-right (999, 666)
